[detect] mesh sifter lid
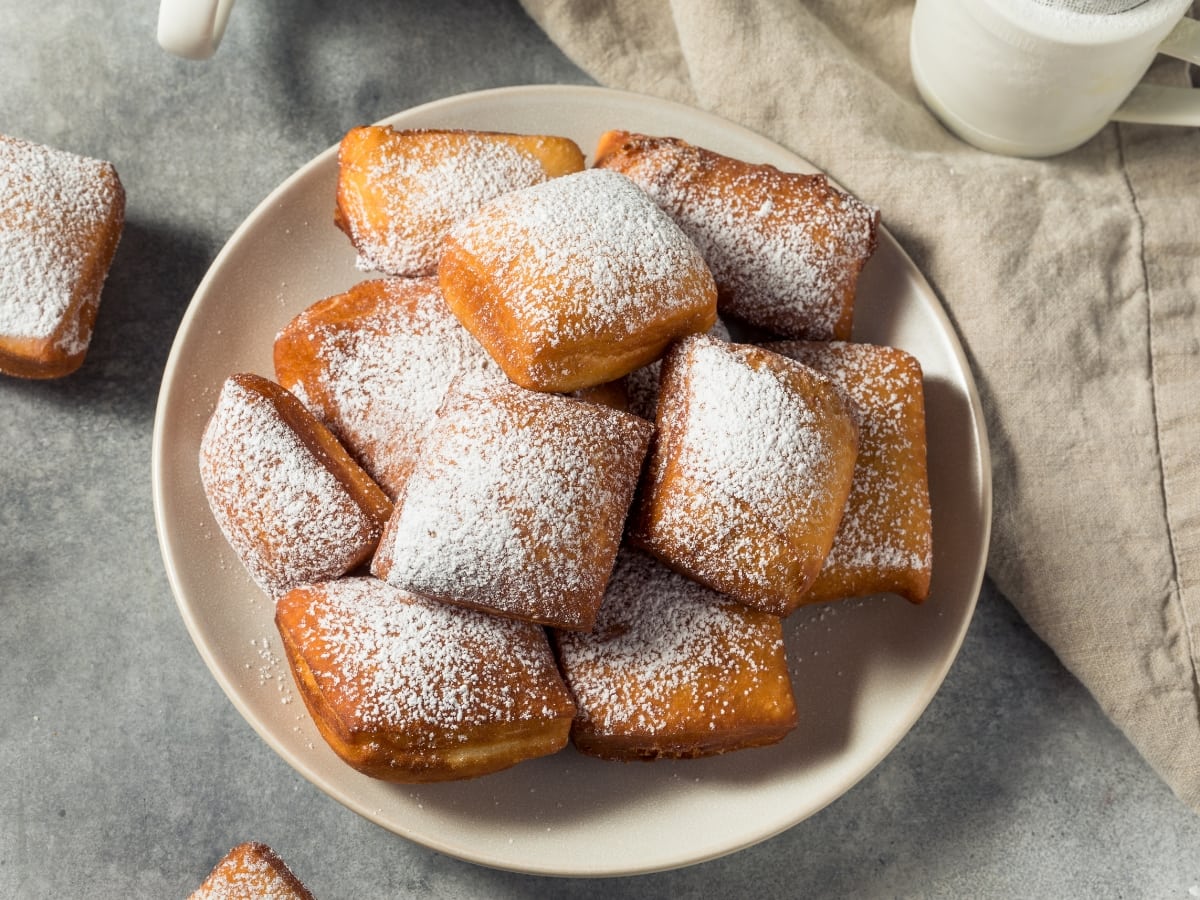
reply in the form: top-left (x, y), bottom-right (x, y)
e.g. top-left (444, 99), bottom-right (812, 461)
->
top-left (1032, 0), bottom-right (1150, 12)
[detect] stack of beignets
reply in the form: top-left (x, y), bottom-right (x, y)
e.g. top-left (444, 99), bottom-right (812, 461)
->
top-left (0, 134), bottom-right (125, 379)
top-left (196, 122), bottom-right (931, 782)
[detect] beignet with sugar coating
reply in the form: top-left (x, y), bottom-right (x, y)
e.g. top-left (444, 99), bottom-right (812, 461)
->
top-left (0, 134), bottom-right (125, 378)
top-left (594, 130), bottom-right (877, 341)
top-left (630, 334), bottom-right (858, 616)
top-left (768, 340), bottom-right (932, 604)
top-left (198, 373), bottom-right (392, 599)
top-left (336, 126), bottom-right (584, 277)
top-left (372, 380), bottom-right (653, 630)
top-left (438, 168), bottom-right (717, 392)
top-left (276, 577), bottom-right (576, 782)
top-left (554, 550), bottom-right (797, 760)
top-left (188, 842), bottom-right (314, 900)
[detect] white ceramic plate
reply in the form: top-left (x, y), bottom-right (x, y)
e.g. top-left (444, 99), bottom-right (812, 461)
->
top-left (152, 85), bottom-right (991, 877)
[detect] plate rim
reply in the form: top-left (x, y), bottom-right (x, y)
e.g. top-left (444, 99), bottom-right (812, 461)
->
top-left (151, 83), bottom-right (993, 877)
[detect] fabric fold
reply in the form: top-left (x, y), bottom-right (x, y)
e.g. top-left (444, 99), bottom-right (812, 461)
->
top-left (519, 0), bottom-right (1200, 811)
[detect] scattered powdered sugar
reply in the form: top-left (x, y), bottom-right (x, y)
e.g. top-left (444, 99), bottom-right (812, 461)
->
top-left (556, 550), bottom-right (789, 737)
top-left (249, 635), bottom-right (294, 702)
top-left (292, 578), bottom-right (569, 735)
top-left (447, 168), bottom-right (713, 347)
top-left (0, 135), bottom-right (122, 351)
top-left (599, 137), bottom-right (876, 339)
top-left (641, 334), bottom-right (853, 594)
top-left (343, 130), bottom-right (559, 276)
top-left (376, 381), bottom-right (651, 627)
top-left (198, 376), bottom-right (380, 598)
top-left (276, 277), bottom-right (503, 498)
top-left (771, 341), bottom-right (932, 595)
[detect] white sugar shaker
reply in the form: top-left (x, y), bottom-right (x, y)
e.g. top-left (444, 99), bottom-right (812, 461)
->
top-left (910, 0), bottom-right (1200, 156)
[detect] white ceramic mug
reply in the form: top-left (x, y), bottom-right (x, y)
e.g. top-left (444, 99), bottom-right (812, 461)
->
top-left (910, 0), bottom-right (1200, 156)
top-left (157, 0), bottom-right (237, 60)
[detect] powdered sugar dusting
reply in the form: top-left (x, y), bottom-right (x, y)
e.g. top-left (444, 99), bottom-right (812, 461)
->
top-left (276, 277), bottom-right (503, 498)
top-left (556, 550), bottom-right (791, 738)
top-left (291, 578), bottom-right (570, 735)
top-left (641, 335), bottom-right (851, 594)
top-left (0, 135), bottom-right (122, 352)
top-left (376, 381), bottom-right (651, 627)
top-left (626, 316), bottom-right (731, 420)
top-left (771, 341), bottom-right (932, 596)
top-left (199, 376), bottom-right (382, 598)
top-left (447, 168), bottom-right (713, 349)
top-left (342, 131), bottom-right (560, 276)
top-left (599, 136), bottom-right (877, 339)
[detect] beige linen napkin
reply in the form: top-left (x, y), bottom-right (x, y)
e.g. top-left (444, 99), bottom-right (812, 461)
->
top-left (520, 0), bottom-right (1200, 810)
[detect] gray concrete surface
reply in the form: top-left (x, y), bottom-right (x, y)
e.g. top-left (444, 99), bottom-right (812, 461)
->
top-left (1, 1), bottom-right (1198, 896)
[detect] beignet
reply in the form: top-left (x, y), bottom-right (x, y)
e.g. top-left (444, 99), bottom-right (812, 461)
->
top-left (630, 334), bottom-right (858, 616)
top-left (438, 168), bottom-right (717, 392)
top-left (554, 550), bottom-right (798, 760)
top-left (768, 341), bottom-right (932, 604)
top-left (335, 126), bottom-right (584, 277)
top-left (273, 276), bottom-right (503, 499)
top-left (372, 380), bottom-right (653, 630)
top-left (0, 134), bottom-right (125, 378)
top-left (275, 577), bottom-right (576, 782)
top-left (189, 842), bottom-right (314, 900)
top-left (198, 373), bottom-right (393, 599)
top-left (594, 131), bottom-right (877, 341)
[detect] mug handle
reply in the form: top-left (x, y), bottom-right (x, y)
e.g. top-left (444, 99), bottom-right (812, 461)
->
top-left (1112, 17), bottom-right (1200, 125)
top-left (157, 0), bottom-right (236, 60)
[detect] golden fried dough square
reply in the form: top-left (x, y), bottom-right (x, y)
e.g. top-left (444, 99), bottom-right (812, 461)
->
top-left (198, 373), bottom-right (392, 599)
top-left (0, 134), bottom-right (124, 378)
top-left (335, 126), bottom-right (584, 277)
top-left (768, 340), bottom-right (932, 604)
top-left (189, 842), bottom-right (314, 900)
top-left (438, 168), bottom-right (717, 392)
top-left (554, 550), bottom-right (797, 760)
top-left (372, 381), bottom-right (652, 630)
top-left (594, 131), bottom-right (877, 341)
top-left (630, 334), bottom-right (858, 616)
top-left (275, 577), bottom-right (576, 782)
